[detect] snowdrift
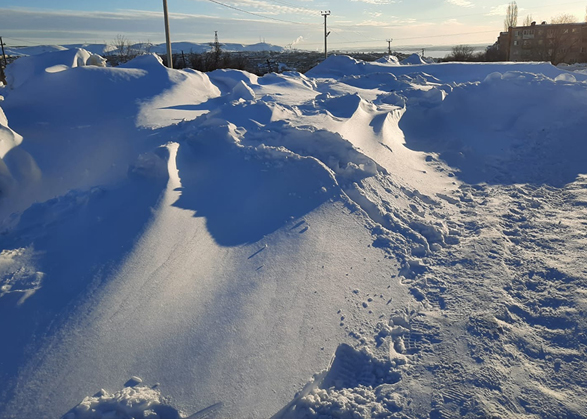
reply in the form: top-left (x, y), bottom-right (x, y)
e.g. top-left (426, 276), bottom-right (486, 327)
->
top-left (5, 48), bottom-right (103, 89)
top-left (1, 50), bottom-right (587, 419)
top-left (400, 53), bottom-right (427, 65)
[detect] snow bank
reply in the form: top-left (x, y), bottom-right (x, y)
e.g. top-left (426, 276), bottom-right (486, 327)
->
top-left (400, 70), bottom-right (587, 185)
top-left (375, 55), bottom-right (400, 65)
top-left (0, 103), bottom-right (41, 209)
top-left (400, 53), bottom-right (427, 65)
top-left (5, 48), bottom-right (93, 89)
top-left (308, 54), bottom-right (587, 84)
top-left (0, 105), bottom-right (22, 158)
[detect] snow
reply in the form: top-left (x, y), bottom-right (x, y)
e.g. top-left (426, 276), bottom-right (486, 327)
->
top-left (1, 49), bottom-right (587, 419)
top-left (376, 55), bottom-right (400, 65)
top-left (5, 42), bottom-right (284, 58)
top-left (5, 48), bottom-right (93, 89)
top-left (400, 53), bottom-right (428, 65)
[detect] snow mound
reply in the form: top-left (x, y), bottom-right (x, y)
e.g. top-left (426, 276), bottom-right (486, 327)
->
top-left (308, 54), bottom-right (582, 84)
top-left (0, 104), bottom-right (40, 208)
top-left (275, 344), bottom-right (406, 419)
top-left (376, 55), bottom-right (400, 65)
top-left (400, 53), bottom-right (427, 65)
top-left (0, 106), bottom-right (22, 158)
top-left (62, 44), bottom-right (118, 55)
top-left (63, 385), bottom-right (183, 419)
top-left (306, 55), bottom-right (366, 78)
top-left (400, 70), bottom-right (587, 185)
top-left (5, 48), bottom-right (93, 89)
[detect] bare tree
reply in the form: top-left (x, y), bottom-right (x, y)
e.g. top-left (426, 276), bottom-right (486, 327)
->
top-left (504, 1), bottom-right (518, 31)
top-left (551, 13), bottom-right (577, 24)
top-left (523, 14), bottom-right (533, 26)
top-left (446, 45), bottom-right (476, 61)
top-left (528, 18), bottom-right (581, 65)
top-left (110, 35), bottom-right (137, 64)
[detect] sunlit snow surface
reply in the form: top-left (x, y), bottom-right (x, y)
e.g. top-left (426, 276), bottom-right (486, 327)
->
top-left (1, 49), bottom-right (587, 419)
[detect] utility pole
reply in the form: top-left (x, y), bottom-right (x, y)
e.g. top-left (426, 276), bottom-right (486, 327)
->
top-left (321, 11), bottom-right (331, 60)
top-left (162, 0), bottom-right (173, 68)
top-left (0, 37), bottom-right (6, 85)
top-left (386, 38), bottom-right (393, 55)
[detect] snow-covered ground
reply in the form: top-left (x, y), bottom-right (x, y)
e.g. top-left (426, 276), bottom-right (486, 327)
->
top-left (1, 49), bottom-right (586, 419)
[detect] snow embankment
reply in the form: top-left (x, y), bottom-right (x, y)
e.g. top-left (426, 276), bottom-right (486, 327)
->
top-left (400, 53), bottom-right (427, 65)
top-left (5, 48), bottom-right (101, 89)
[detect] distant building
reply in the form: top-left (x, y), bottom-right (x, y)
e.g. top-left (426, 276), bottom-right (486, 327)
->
top-left (500, 21), bottom-right (587, 64)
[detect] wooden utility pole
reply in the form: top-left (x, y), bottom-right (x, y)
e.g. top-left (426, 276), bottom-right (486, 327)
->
top-left (386, 38), bottom-right (393, 55)
top-left (162, 0), bottom-right (173, 68)
top-left (322, 11), bottom-right (331, 60)
top-left (0, 37), bottom-right (7, 85)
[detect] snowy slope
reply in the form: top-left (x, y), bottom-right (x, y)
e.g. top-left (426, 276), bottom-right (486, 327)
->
top-left (1, 51), bottom-right (587, 419)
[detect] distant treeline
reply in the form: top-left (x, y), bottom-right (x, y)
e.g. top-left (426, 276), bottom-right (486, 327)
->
top-left (441, 44), bottom-right (507, 62)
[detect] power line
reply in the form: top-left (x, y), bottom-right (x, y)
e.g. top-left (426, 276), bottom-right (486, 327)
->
top-left (264, 0), bottom-right (318, 16)
top-left (300, 29), bottom-right (499, 47)
top-left (205, 0), bottom-right (318, 25)
top-left (2, 36), bottom-right (49, 47)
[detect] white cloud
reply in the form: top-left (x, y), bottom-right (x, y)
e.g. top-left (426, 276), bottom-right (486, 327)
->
top-left (354, 17), bottom-right (416, 27)
top-left (446, 0), bottom-right (474, 8)
top-left (351, 0), bottom-right (397, 4)
top-left (195, 0), bottom-right (317, 17)
top-left (442, 18), bottom-right (464, 25)
top-left (486, 4), bottom-right (509, 16)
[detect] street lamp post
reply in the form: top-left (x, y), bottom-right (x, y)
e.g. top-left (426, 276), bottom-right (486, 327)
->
top-left (162, 0), bottom-right (173, 68)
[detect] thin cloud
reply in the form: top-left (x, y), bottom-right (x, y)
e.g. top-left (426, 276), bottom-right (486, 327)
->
top-left (446, 0), bottom-right (474, 8)
top-left (193, 0), bottom-right (318, 17)
top-left (443, 18), bottom-right (464, 25)
top-left (486, 4), bottom-right (509, 16)
top-left (351, 0), bottom-right (397, 4)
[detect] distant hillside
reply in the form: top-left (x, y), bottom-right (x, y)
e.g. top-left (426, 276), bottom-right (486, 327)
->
top-left (5, 41), bottom-right (285, 57)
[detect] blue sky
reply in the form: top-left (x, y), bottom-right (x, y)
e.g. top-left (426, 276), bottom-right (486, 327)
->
top-left (1, 0), bottom-right (585, 50)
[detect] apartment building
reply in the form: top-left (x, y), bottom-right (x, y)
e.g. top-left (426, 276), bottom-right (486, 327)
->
top-left (498, 21), bottom-right (587, 64)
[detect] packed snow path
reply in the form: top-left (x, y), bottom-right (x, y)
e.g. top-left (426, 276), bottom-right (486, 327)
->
top-left (0, 50), bottom-right (586, 418)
